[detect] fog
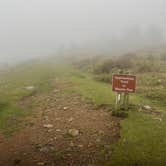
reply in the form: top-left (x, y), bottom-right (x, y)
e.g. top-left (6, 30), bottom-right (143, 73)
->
top-left (0, 0), bottom-right (166, 63)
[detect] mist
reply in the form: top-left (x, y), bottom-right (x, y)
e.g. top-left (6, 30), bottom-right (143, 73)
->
top-left (0, 0), bottom-right (166, 64)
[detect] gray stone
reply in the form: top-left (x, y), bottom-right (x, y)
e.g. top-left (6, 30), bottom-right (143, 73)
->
top-left (37, 162), bottom-right (45, 166)
top-left (25, 86), bottom-right (35, 91)
top-left (68, 117), bottom-right (73, 122)
top-left (39, 145), bottom-right (55, 153)
top-left (68, 129), bottom-right (79, 137)
top-left (98, 130), bottom-right (104, 135)
top-left (63, 107), bottom-right (68, 110)
top-left (56, 129), bottom-right (61, 132)
top-left (53, 89), bottom-right (60, 93)
top-left (43, 124), bottom-right (53, 128)
top-left (143, 105), bottom-right (152, 110)
top-left (96, 138), bottom-right (101, 143)
top-left (69, 141), bottom-right (74, 147)
top-left (78, 144), bottom-right (83, 148)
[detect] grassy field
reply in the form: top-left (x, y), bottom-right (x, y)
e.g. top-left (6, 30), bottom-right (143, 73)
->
top-left (0, 59), bottom-right (69, 135)
top-left (0, 56), bottom-right (166, 165)
top-left (59, 56), bottom-right (166, 165)
top-left (64, 68), bottom-right (166, 165)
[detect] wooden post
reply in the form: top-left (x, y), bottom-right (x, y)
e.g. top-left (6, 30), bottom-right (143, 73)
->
top-left (115, 93), bottom-right (121, 111)
top-left (126, 93), bottom-right (129, 110)
top-left (123, 93), bottom-right (129, 110)
top-left (113, 73), bottom-right (136, 115)
top-left (123, 93), bottom-right (126, 109)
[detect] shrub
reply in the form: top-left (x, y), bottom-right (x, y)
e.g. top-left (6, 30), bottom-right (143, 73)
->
top-left (114, 54), bottom-right (134, 70)
top-left (93, 54), bottom-right (135, 74)
top-left (136, 61), bottom-right (160, 73)
top-left (160, 54), bottom-right (166, 61)
top-left (93, 60), bottom-right (114, 74)
top-left (94, 74), bottom-right (112, 84)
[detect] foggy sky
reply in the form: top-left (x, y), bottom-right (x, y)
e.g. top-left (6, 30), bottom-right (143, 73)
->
top-left (0, 0), bottom-right (166, 63)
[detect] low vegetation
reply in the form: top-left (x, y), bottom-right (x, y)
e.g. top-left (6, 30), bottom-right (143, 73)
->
top-left (0, 58), bottom-right (68, 135)
top-left (0, 53), bottom-right (165, 165)
top-left (69, 53), bottom-right (166, 165)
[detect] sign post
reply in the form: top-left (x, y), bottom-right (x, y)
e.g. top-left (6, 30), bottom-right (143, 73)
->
top-left (112, 74), bottom-right (136, 111)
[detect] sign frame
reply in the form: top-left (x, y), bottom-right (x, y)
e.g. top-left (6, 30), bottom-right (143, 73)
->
top-left (112, 74), bottom-right (136, 93)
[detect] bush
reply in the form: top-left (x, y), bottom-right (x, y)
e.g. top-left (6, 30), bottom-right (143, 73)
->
top-left (75, 53), bottom-right (162, 75)
top-left (93, 60), bottom-right (114, 74)
top-left (94, 74), bottom-right (112, 84)
top-left (160, 54), bottom-right (166, 61)
top-left (136, 61), bottom-right (160, 73)
top-left (93, 54), bottom-right (135, 74)
top-left (113, 54), bottom-right (134, 69)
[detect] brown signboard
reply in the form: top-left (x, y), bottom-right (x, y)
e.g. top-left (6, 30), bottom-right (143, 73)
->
top-left (112, 74), bottom-right (136, 93)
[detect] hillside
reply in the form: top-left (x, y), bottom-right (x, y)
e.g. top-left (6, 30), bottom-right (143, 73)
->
top-left (0, 55), bottom-right (165, 165)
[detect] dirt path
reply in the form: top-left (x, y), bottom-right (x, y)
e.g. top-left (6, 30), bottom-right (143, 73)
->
top-left (0, 84), bottom-right (120, 166)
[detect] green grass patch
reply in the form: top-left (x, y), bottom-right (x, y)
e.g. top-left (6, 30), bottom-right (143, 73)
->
top-left (68, 74), bottom-right (115, 107)
top-left (61, 67), bottom-right (166, 166)
top-left (0, 104), bottom-right (28, 136)
top-left (110, 110), bottom-right (166, 166)
top-left (0, 59), bottom-right (71, 134)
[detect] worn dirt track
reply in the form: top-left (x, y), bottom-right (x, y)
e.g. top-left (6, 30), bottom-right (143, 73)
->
top-left (0, 83), bottom-right (120, 166)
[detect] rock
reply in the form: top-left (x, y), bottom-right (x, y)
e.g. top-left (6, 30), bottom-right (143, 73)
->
top-left (153, 117), bottom-right (162, 121)
top-left (56, 129), bottom-right (61, 132)
top-left (68, 117), bottom-right (73, 122)
top-left (55, 117), bottom-right (61, 121)
top-left (96, 138), bottom-right (101, 143)
top-left (69, 141), bottom-right (74, 147)
top-left (37, 162), bottom-right (45, 166)
top-left (68, 129), bottom-right (79, 137)
top-left (39, 145), bottom-right (55, 153)
top-left (44, 116), bottom-right (49, 121)
top-left (43, 124), bottom-right (53, 128)
top-left (25, 86), bottom-right (35, 91)
top-left (123, 138), bottom-right (127, 143)
top-left (48, 138), bottom-right (54, 142)
top-left (88, 142), bottom-right (93, 147)
top-left (78, 144), bottom-right (83, 148)
top-left (44, 109), bottom-right (51, 113)
top-left (143, 105), bottom-right (152, 111)
top-left (13, 159), bottom-right (21, 165)
top-left (63, 107), bottom-right (68, 110)
top-left (47, 129), bottom-right (53, 133)
top-left (53, 89), bottom-right (60, 93)
top-left (98, 130), bottom-right (104, 135)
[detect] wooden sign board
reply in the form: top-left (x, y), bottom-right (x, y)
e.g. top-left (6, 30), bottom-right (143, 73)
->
top-left (112, 74), bottom-right (136, 93)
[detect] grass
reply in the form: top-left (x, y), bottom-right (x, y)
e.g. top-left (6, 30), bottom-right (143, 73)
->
top-left (110, 111), bottom-right (166, 166)
top-left (69, 76), bottom-right (115, 106)
top-left (0, 59), bottom-right (69, 134)
top-left (61, 66), bottom-right (166, 165)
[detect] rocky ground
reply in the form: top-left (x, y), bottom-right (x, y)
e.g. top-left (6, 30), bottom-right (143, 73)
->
top-left (0, 82), bottom-right (120, 166)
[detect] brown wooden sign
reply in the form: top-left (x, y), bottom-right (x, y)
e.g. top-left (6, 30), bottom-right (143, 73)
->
top-left (112, 74), bottom-right (136, 93)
